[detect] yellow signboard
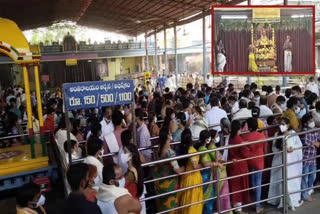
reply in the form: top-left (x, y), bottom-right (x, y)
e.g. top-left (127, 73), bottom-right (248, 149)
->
top-left (253, 8), bottom-right (280, 19)
top-left (66, 59), bottom-right (77, 66)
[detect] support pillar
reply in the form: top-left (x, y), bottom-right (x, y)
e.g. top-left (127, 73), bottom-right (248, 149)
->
top-left (145, 32), bottom-right (149, 72)
top-left (23, 65), bottom-right (35, 158)
top-left (154, 30), bottom-right (158, 77)
top-left (34, 63), bottom-right (46, 156)
top-left (247, 0), bottom-right (252, 85)
top-left (283, 0), bottom-right (288, 87)
top-left (174, 24), bottom-right (178, 87)
top-left (164, 25), bottom-right (168, 76)
top-left (202, 10), bottom-right (206, 79)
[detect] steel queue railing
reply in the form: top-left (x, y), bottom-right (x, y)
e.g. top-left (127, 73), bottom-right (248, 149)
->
top-left (138, 127), bottom-right (320, 214)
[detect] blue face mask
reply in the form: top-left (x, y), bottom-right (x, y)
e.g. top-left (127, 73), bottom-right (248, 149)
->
top-left (144, 92), bottom-right (148, 96)
top-left (297, 108), bottom-right (306, 119)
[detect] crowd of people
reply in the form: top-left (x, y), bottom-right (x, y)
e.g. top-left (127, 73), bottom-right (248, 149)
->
top-left (10, 75), bottom-right (320, 214)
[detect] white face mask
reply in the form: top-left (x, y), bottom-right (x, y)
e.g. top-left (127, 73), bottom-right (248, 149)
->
top-left (118, 177), bottom-right (126, 188)
top-left (308, 121), bottom-right (315, 129)
top-left (215, 136), bottom-right (220, 143)
top-left (169, 135), bottom-right (173, 141)
top-left (280, 124), bottom-right (288, 133)
top-left (35, 195), bottom-right (46, 208)
top-left (205, 137), bottom-right (211, 144)
top-left (171, 114), bottom-right (175, 120)
top-left (154, 117), bottom-right (157, 123)
top-left (280, 103), bottom-right (286, 111)
top-left (295, 107), bottom-right (301, 114)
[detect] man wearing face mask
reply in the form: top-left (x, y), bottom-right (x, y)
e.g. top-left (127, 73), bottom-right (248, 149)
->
top-left (291, 85), bottom-right (308, 114)
top-left (271, 96), bottom-right (286, 114)
top-left (84, 137), bottom-right (105, 189)
top-left (306, 76), bottom-right (319, 96)
top-left (16, 183), bottom-right (47, 214)
top-left (61, 163), bottom-right (102, 214)
top-left (283, 97), bottom-right (300, 132)
top-left (97, 164), bottom-right (141, 214)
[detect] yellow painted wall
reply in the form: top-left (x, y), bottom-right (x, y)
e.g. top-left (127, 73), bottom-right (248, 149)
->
top-left (104, 56), bottom-right (144, 80)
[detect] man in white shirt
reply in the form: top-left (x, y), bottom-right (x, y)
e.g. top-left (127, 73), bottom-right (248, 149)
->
top-left (306, 76), bottom-right (319, 96)
top-left (83, 137), bottom-right (104, 188)
top-left (97, 164), bottom-right (141, 214)
top-left (259, 97), bottom-right (273, 117)
top-left (100, 107), bottom-right (114, 138)
top-left (205, 96), bottom-right (227, 132)
top-left (206, 74), bottom-right (213, 87)
top-left (233, 99), bottom-right (252, 120)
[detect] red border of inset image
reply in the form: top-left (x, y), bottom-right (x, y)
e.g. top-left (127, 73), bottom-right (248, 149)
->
top-left (211, 5), bottom-right (315, 76)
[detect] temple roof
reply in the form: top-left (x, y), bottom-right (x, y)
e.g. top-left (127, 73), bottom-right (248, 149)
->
top-left (0, 0), bottom-right (246, 36)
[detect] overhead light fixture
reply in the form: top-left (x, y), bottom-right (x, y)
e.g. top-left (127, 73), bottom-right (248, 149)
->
top-left (291, 14), bottom-right (312, 18)
top-left (221, 15), bottom-right (247, 19)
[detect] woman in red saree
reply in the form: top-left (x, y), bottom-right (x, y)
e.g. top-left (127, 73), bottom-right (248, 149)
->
top-left (227, 120), bottom-right (250, 214)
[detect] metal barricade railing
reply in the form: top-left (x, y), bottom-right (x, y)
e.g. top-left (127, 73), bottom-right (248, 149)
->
top-left (138, 127), bottom-right (320, 214)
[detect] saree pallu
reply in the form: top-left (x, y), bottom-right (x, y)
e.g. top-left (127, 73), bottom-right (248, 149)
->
top-left (153, 163), bottom-right (179, 214)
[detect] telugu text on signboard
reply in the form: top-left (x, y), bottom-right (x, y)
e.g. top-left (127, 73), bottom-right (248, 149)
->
top-left (63, 80), bottom-right (134, 111)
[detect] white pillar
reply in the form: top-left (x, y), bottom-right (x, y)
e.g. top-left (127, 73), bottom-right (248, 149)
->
top-left (203, 11), bottom-right (206, 78)
top-left (154, 30), bottom-right (158, 77)
top-left (145, 32), bottom-right (149, 72)
top-left (174, 24), bottom-right (178, 87)
top-left (164, 25), bottom-right (168, 76)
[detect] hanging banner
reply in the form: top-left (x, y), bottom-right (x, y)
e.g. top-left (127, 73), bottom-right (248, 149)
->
top-left (252, 8), bottom-right (280, 23)
top-left (63, 80), bottom-right (134, 110)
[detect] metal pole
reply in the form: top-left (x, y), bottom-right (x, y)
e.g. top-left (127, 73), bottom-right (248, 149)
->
top-left (145, 32), bottom-right (149, 72)
top-left (216, 166), bottom-right (221, 214)
top-left (132, 99), bottom-right (137, 145)
top-left (62, 89), bottom-right (72, 166)
top-left (34, 63), bottom-right (46, 156)
top-left (283, 0), bottom-right (288, 87)
top-left (247, 0), bottom-right (251, 85)
top-left (174, 24), bottom-right (178, 87)
top-left (22, 65), bottom-right (35, 158)
top-left (154, 30), bottom-right (158, 77)
top-left (203, 10), bottom-right (206, 79)
top-left (283, 136), bottom-right (288, 214)
top-left (164, 25), bottom-right (168, 76)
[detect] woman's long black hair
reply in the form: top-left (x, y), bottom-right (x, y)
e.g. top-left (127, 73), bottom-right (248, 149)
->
top-left (125, 143), bottom-right (144, 197)
top-left (230, 120), bottom-right (241, 139)
top-left (179, 128), bottom-right (193, 167)
top-left (199, 130), bottom-right (210, 147)
top-left (158, 128), bottom-right (169, 158)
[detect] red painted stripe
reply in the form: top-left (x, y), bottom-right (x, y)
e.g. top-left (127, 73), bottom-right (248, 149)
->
top-left (28, 128), bottom-right (34, 137)
top-left (0, 45), bottom-right (11, 53)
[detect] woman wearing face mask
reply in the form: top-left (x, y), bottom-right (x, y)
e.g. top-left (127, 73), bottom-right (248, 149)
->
top-left (300, 113), bottom-right (320, 202)
top-left (147, 112), bottom-right (160, 137)
top-left (179, 128), bottom-right (204, 214)
top-left (269, 117), bottom-right (303, 210)
top-left (172, 112), bottom-right (187, 143)
top-left (227, 120), bottom-right (250, 214)
top-left (190, 106), bottom-right (208, 140)
top-left (208, 129), bottom-right (232, 214)
top-left (283, 97), bottom-right (301, 132)
top-left (84, 136), bottom-right (104, 190)
top-left (198, 130), bottom-right (223, 214)
top-left (153, 128), bottom-right (184, 213)
top-left (16, 183), bottom-right (46, 214)
top-left (123, 143), bottom-right (145, 214)
top-left (162, 108), bottom-right (177, 134)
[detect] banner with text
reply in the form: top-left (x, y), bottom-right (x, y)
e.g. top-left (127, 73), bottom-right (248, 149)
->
top-left (63, 80), bottom-right (134, 111)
